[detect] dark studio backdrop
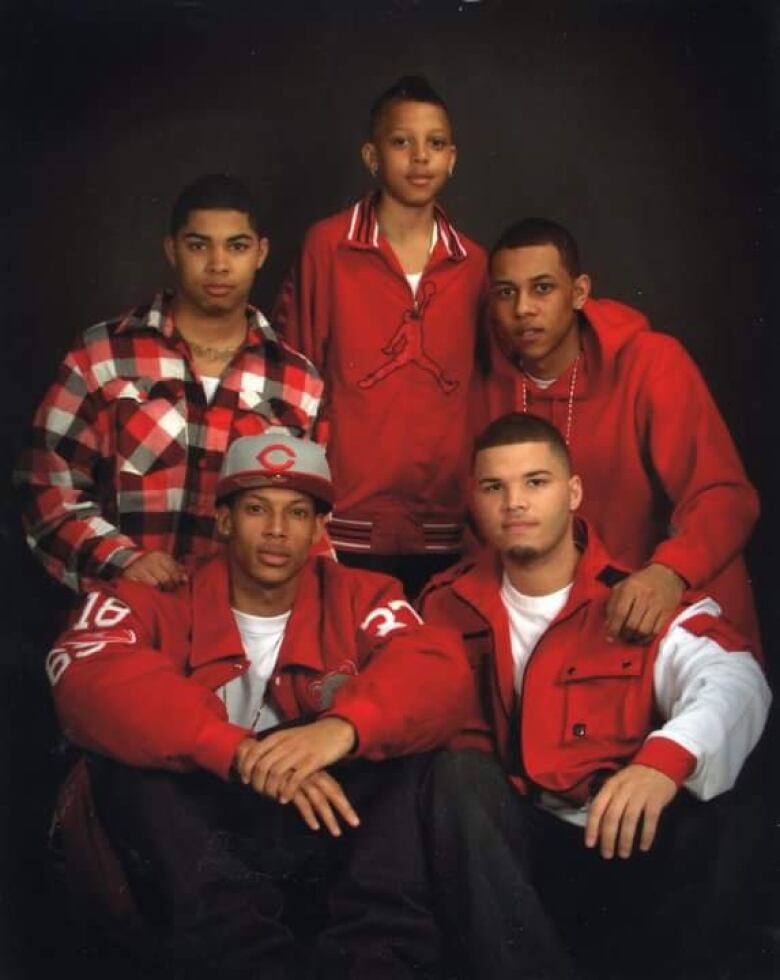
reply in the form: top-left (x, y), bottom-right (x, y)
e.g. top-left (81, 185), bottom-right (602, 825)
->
top-left (1, 0), bottom-right (778, 975)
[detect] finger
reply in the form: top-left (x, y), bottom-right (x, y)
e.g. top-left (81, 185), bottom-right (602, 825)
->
top-left (302, 783), bottom-right (342, 837)
top-left (278, 756), bottom-right (324, 804)
top-left (628, 602), bottom-right (660, 642)
top-left (584, 786), bottom-right (611, 848)
top-left (638, 803), bottom-right (662, 853)
top-left (316, 777), bottom-right (360, 828)
top-left (292, 791), bottom-right (320, 831)
top-left (616, 799), bottom-right (643, 859)
top-left (597, 795), bottom-right (627, 859)
top-left (606, 590), bottom-right (635, 640)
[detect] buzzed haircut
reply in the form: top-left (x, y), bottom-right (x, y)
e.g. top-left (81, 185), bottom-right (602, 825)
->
top-left (369, 75), bottom-right (451, 138)
top-left (473, 412), bottom-right (571, 471)
top-left (170, 174), bottom-right (261, 237)
top-left (491, 218), bottom-right (581, 277)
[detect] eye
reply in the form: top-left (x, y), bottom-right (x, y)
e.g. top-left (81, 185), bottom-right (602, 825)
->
top-left (527, 477), bottom-right (550, 488)
top-left (187, 241), bottom-right (206, 251)
top-left (491, 285), bottom-right (515, 300)
top-left (290, 506), bottom-right (311, 519)
top-left (390, 135), bottom-right (410, 148)
top-left (429, 137), bottom-right (448, 151)
top-left (479, 481), bottom-right (503, 494)
top-left (229, 242), bottom-right (249, 253)
top-left (534, 282), bottom-right (554, 295)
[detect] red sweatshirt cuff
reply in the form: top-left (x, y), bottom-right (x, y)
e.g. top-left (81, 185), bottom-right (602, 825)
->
top-left (191, 718), bottom-right (251, 780)
top-left (633, 735), bottom-right (697, 786)
top-left (323, 700), bottom-right (385, 760)
top-left (649, 541), bottom-right (702, 590)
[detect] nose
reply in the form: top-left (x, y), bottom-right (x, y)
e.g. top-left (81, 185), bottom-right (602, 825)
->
top-left (264, 509), bottom-right (287, 538)
top-left (411, 139), bottom-right (429, 163)
top-left (504, 483), bottom-right (529, 513)
top-left (515, 288), bottom-right (538, 319)
top-left (206, 244), bottom-right (229, 273)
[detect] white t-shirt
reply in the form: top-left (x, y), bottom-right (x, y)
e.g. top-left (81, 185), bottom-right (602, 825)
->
top-left (500, 574), bottom-right (571, 698)
top-left (201, 376), bottom-right (220, 403)
top-left (217, 608), bottom-right (289, 732)
top-left (405, 222), bottom-right (439, 296)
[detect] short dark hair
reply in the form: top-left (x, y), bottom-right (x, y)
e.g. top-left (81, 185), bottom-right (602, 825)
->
top-left (473, 412), bottom-right (571, 470)
top-left (490, 218), bottom-right (581, 277)
top-left (170, 174), bottom-right (261, 237)
top-left (369, 75), bottom-right (451, 138)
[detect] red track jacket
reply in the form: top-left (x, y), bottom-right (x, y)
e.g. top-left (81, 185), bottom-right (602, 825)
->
top-left (420, 523), bottom-right (768, 806)
top-left (48, 555), bottom-right (472, 779)
top-left (273, 195), bottom-right (487, 555)
top-left (484, 296), bottom-right (761, 651)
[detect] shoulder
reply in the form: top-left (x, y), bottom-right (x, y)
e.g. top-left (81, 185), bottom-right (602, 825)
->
top-left (75, 299), bottom-right (158, 355)
top-left (662, 596), bottom-right (751, 654)
top-left (301, 204), bottom-right (359, 250)
top-left (418, 557), bottom-right (479, 615)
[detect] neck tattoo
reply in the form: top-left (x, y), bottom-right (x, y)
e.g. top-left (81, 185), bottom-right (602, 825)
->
top-left (521, 353), bottom-right (580, 446)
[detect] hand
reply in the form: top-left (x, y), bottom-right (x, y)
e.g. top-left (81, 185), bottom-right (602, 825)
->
top-left (605, 564), bottom-right (685, 643)
top-left (234, 717), bottom-right (357, 802)
top-left (290, 770), bottom-right (361, 837)
top-left (122, 550), bottom-right (189, 590)
top-left (584, 764), bottom-right (677, 859)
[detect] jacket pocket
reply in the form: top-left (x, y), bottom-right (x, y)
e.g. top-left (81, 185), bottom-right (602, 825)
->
top-left (558, 650), bottom-right (651, 746)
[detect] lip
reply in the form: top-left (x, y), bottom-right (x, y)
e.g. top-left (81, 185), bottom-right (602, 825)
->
top-left (204, 284), bottom-right (234, 297)
top-left (406, 174), bottom-right (434, 186)
top-left (255, 550), bottom-right (291, 567)
top-left (502, 520), bottom-right (537, 531)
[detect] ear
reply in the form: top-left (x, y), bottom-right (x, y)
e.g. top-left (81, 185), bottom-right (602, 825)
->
top-left (311, 513), bottom-right (328, 546)
top-left (361, 141), bottom-right (379, 177)
top-left (215, 504), bottom-right (233, 539)
top-left (572, 274), bottom-right (591, 311)
top-left (256, 237), bottom-right (270, 271)
top-left (163, 235), bottom-right (176, 268)
top-left (568, 474), bottom-right (583, 512)
top-left (447, 143), bottom-right (457, 177)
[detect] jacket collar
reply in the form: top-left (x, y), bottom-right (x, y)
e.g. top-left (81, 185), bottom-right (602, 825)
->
top-left (115, 290), bottom-right (280, 351)
top-left (189, 554), bottom-right (328, 672)
top-left (343, 193), bottom-right (468, 261)
top-left (451, 519), bottom-right (621, 625)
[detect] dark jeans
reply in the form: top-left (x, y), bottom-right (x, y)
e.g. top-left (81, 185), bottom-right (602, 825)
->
top-left (422, 750), bottom-right (767, 980)
top-left (89, 753), bottom-right (440, 979)
top-left (335, 551), bottom-right (460, 601)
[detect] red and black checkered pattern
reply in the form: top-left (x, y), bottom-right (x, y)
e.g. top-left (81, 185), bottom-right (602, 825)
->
top-left (15, 292), bottom-right (322, 591)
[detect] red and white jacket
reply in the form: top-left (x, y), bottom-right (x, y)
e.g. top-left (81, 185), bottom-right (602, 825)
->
top-left (420, 522), bottom-right (770, 806)
top-left (48, 555), bottom-right (472, 779)
top-left (484, 297), bottom-right (762, 652)
top-left (273, 195), bottom-right (487, 555)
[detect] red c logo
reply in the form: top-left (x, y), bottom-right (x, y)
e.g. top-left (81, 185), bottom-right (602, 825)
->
top-left (257, 444), bottom-right (295, 473)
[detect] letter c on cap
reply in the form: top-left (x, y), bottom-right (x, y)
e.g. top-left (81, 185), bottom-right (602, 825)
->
top-left (257, 444), bottom-right (295, 473)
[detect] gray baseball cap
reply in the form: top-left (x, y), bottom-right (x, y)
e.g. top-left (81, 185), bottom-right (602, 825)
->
top-left (216, 430), bottom-right (333, 512)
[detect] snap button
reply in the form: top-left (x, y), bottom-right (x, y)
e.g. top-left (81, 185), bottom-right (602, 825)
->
top-left (566, 666), bottom-right (576, 676)
top-left (572, 723), bottom-right (586, 737)
top-left (621, 660), bottom-right (632, 669)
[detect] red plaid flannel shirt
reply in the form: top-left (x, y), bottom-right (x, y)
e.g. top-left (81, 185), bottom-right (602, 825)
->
top-left (16, 292), bottom-right (323, 591)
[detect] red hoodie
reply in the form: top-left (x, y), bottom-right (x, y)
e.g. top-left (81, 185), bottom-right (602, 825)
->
top-left (273, 196), bottom-right (487, 555)
top-left (485, 297), bottom-right (761, 651)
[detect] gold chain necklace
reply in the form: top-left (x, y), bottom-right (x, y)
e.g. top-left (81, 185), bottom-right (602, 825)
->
top-left (187, 339), bottom-right (243, 362)
top-left (521, 354), bottom-right (580, 446)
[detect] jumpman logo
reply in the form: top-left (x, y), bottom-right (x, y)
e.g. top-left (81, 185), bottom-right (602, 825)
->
top-left (357, 282), bottom-right (459, 394)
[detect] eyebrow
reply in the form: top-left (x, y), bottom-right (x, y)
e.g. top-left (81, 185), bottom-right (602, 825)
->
top-left (182, 232), bottom-right (255, 242)
top-left (478, 469), bottom-right (553, 481)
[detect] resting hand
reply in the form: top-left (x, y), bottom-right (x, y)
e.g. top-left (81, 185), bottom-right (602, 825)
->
top-left (605, 564), bottom-right (685, 643)
top-left (122, 550), bottom-right (189, 590)
top-left (584, 764), bottom-right (677, 859)
top-left (290, 770), bottom-right (361, 837)
top-left (234, 717), bottom-right (357, 801)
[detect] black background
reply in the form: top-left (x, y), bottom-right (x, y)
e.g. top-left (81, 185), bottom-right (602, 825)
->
top-left (1, 0), bottom-right (778, 975)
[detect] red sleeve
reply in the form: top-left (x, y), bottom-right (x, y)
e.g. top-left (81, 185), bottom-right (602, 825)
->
top-left (321, 577), bottom-right (472, 759)
top-left (637, 335), bottom-right (759, 588)
top-left (48, 585), bottom-right (248, 779)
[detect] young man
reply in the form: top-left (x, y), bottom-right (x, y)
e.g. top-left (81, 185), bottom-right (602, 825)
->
top-left (420, 413), bottom-right (770, 979)
top-left (484, 218), bottom-right (761, 651)
top-left (273, 76), bottom-right (486, 597)
top-left (49, 431), bottom-right (469, 977)
top-left (15, 174), bottom-right (322, 593)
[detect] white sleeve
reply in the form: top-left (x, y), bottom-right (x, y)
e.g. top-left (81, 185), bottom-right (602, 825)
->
top-left (647, 598), bottom-right (771, 800)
